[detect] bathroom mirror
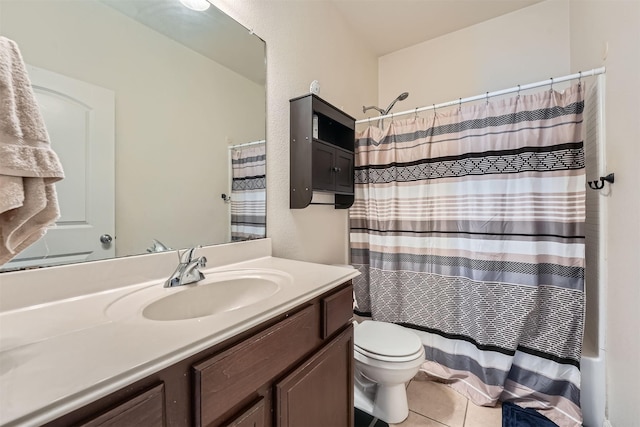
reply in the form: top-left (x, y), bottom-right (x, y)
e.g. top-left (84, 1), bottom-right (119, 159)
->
top-left (0, 0), bottom-right (266, 271)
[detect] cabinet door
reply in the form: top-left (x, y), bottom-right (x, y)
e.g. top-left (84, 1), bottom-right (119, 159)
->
top-left (275, 326), bottom-right (354, 427)
top-left (222, 398), bottom-right (265, 427)
top-left (334, 148), bottom-right (354, 194)
top-left (312, 140), bottom-right (336, 191)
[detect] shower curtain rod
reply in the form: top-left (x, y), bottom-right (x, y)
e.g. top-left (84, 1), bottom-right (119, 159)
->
top-left (355, 67), bottom-right (606, 124)
top-left (228, 139), bottom-right (265, 149)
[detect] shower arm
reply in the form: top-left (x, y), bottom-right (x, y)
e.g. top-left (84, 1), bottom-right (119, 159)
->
top-left (363, 105), bottom-right (385, 114)
top-left (362, 92), bottom-right (409, 117)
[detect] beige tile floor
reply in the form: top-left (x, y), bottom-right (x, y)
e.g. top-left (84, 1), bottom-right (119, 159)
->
top-left (389, 373), bottom-right (502, 427)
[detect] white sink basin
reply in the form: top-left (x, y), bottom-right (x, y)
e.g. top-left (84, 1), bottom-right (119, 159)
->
top-left (106, 269), bottom-right (291, 321)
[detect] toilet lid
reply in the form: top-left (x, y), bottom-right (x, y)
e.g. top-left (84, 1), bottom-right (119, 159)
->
top-left (354, 321), bottom-right (423, 360)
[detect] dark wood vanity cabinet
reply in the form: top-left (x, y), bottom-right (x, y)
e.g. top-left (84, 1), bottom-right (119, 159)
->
top-left (275, 327), bottom-right (353, 427)
top-left (45, 282), bottom-right (354, 427)
top-left (83, 385), bottom-right (165, 426)
top-left (290, 94), bottom-right (356, 209)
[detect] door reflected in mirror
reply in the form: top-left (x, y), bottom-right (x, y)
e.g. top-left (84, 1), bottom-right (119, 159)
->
top-left (0, 0), bottom-right (266, 271)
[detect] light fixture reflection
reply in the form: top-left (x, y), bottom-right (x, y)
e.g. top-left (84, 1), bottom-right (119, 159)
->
top-left (179, 0), bottom-right (210, 12)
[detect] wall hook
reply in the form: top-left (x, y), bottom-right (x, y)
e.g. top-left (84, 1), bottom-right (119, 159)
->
top-left (588, 173), bottom-right (615, 190)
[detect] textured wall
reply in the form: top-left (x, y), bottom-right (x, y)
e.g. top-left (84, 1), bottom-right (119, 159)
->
top-left (570, 1), bottom-right (640, 424)
top-left (213, 0), bottom-right (378, 264)
top-left (377, 1), bottom-right (570, 112)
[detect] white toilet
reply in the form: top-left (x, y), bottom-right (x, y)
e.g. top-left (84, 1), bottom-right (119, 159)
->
top-left (353, 320), bottom-right (426, 424)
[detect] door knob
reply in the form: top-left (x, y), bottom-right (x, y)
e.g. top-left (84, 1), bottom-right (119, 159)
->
top-left (100, 234), bottom-right (113, 244)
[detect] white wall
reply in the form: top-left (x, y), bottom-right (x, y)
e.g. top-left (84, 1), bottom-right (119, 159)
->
top-left (378, 0), bottom-right (570, 112)
top-left (570, 2), bottom-right (640, 425)
top-left (0, 0), bottom-right (265, 256)
top-left (212, 0), bottom-right (378, 264)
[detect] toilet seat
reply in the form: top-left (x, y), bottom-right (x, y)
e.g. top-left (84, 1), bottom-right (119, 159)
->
top-left (354, 321), bottom-right (424, 362)
top-left (355, 345), bottom-right (424, 363)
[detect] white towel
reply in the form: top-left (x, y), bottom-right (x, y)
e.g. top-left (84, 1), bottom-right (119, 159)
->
top-left (0, 36), bottom-right (64, 265)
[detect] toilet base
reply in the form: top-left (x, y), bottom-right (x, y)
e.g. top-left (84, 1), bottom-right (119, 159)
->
top-left (354, 375), bottom-right (409, 424)
top-left (354, 379), bottom-right (375, 416)
top-left (373, 383), bottom-right (409, 424)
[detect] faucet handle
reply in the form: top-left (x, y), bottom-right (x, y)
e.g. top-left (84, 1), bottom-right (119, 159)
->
top-left (180, 247), bottom-right (197, 264)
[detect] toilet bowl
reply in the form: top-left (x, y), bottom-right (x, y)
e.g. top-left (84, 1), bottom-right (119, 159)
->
top-left (353, 320), bottom-right (425, 424)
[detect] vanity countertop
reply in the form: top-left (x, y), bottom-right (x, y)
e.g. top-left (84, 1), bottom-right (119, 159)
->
top-left (0, 254), bottom-right (359, 426)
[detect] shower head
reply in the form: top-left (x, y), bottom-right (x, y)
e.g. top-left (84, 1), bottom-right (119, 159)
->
top-left (383, 92), bottom-right (409, 115)
top-left (362, 92), bottom-right (409, 119)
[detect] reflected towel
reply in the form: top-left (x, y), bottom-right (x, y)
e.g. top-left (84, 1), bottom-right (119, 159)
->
top-left (0, 36), bottom-right (64, 264)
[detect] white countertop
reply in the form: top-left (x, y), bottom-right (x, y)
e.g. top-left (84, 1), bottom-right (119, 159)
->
top-left (0, 250), bottom-right (359, 426)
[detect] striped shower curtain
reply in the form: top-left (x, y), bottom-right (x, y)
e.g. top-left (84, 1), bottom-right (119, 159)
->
top-left (350, 85), bottom-right (586, 426)
top-left (230, 143), bottom-right (266, 241)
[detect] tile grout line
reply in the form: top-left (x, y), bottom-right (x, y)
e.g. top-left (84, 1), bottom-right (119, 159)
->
top-left (462, 398), bottom-right (469, 427)
top-left (407, 409), bottom-right (453, 427)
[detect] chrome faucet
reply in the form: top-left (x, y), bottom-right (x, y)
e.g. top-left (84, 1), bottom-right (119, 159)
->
top-left (147, 238), bottom-right (172, 253)
top-left (165, 247), bottom-right (207, 288)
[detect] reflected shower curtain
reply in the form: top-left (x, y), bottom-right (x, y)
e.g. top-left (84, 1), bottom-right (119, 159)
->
top-left (230, 143), bottom-right (266, 241)
top-left (350, 85), bottom-right (586, 426)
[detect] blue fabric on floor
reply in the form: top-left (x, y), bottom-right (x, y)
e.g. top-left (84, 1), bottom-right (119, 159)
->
top-left (502, 402), bottom-right (559, 427)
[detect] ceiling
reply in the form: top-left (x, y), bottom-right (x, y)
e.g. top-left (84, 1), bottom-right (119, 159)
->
top-left (329, 0), bottom-right (544, 56)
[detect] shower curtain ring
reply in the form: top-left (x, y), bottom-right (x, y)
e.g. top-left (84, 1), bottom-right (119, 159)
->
top-left (578, 71), bottom-right (582, 88)
top-left (458, 98), bottom-right (462, 111)
top-left (414, 107), bottom-right (419, 119)
top-left (550, 77), bottom-right (554, 93)
top-left (485, 92), bottom-right (489, 105)
top-left (517, 85), bottom-right (521, 100)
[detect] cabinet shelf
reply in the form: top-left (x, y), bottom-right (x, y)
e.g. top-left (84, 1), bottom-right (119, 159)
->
top-left (290, 94), bottom-right (356, 209)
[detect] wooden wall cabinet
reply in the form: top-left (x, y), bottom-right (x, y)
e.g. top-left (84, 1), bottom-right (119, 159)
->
top-left (46, 282), bottom-right (354, 427)
top-left (290, 94), bottom-right (356, 209)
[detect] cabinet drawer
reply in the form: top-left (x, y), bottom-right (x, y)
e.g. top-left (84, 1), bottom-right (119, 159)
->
top-left (80, 383), bottom-right (164, 427)
top-left (322, 283), bottom-right (353, 339)
top-left (193, 304), bottom-right (318, 426)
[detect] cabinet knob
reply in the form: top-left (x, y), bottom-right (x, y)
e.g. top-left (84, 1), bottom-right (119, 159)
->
top-left (332, 167), bottom-right (341, 173)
